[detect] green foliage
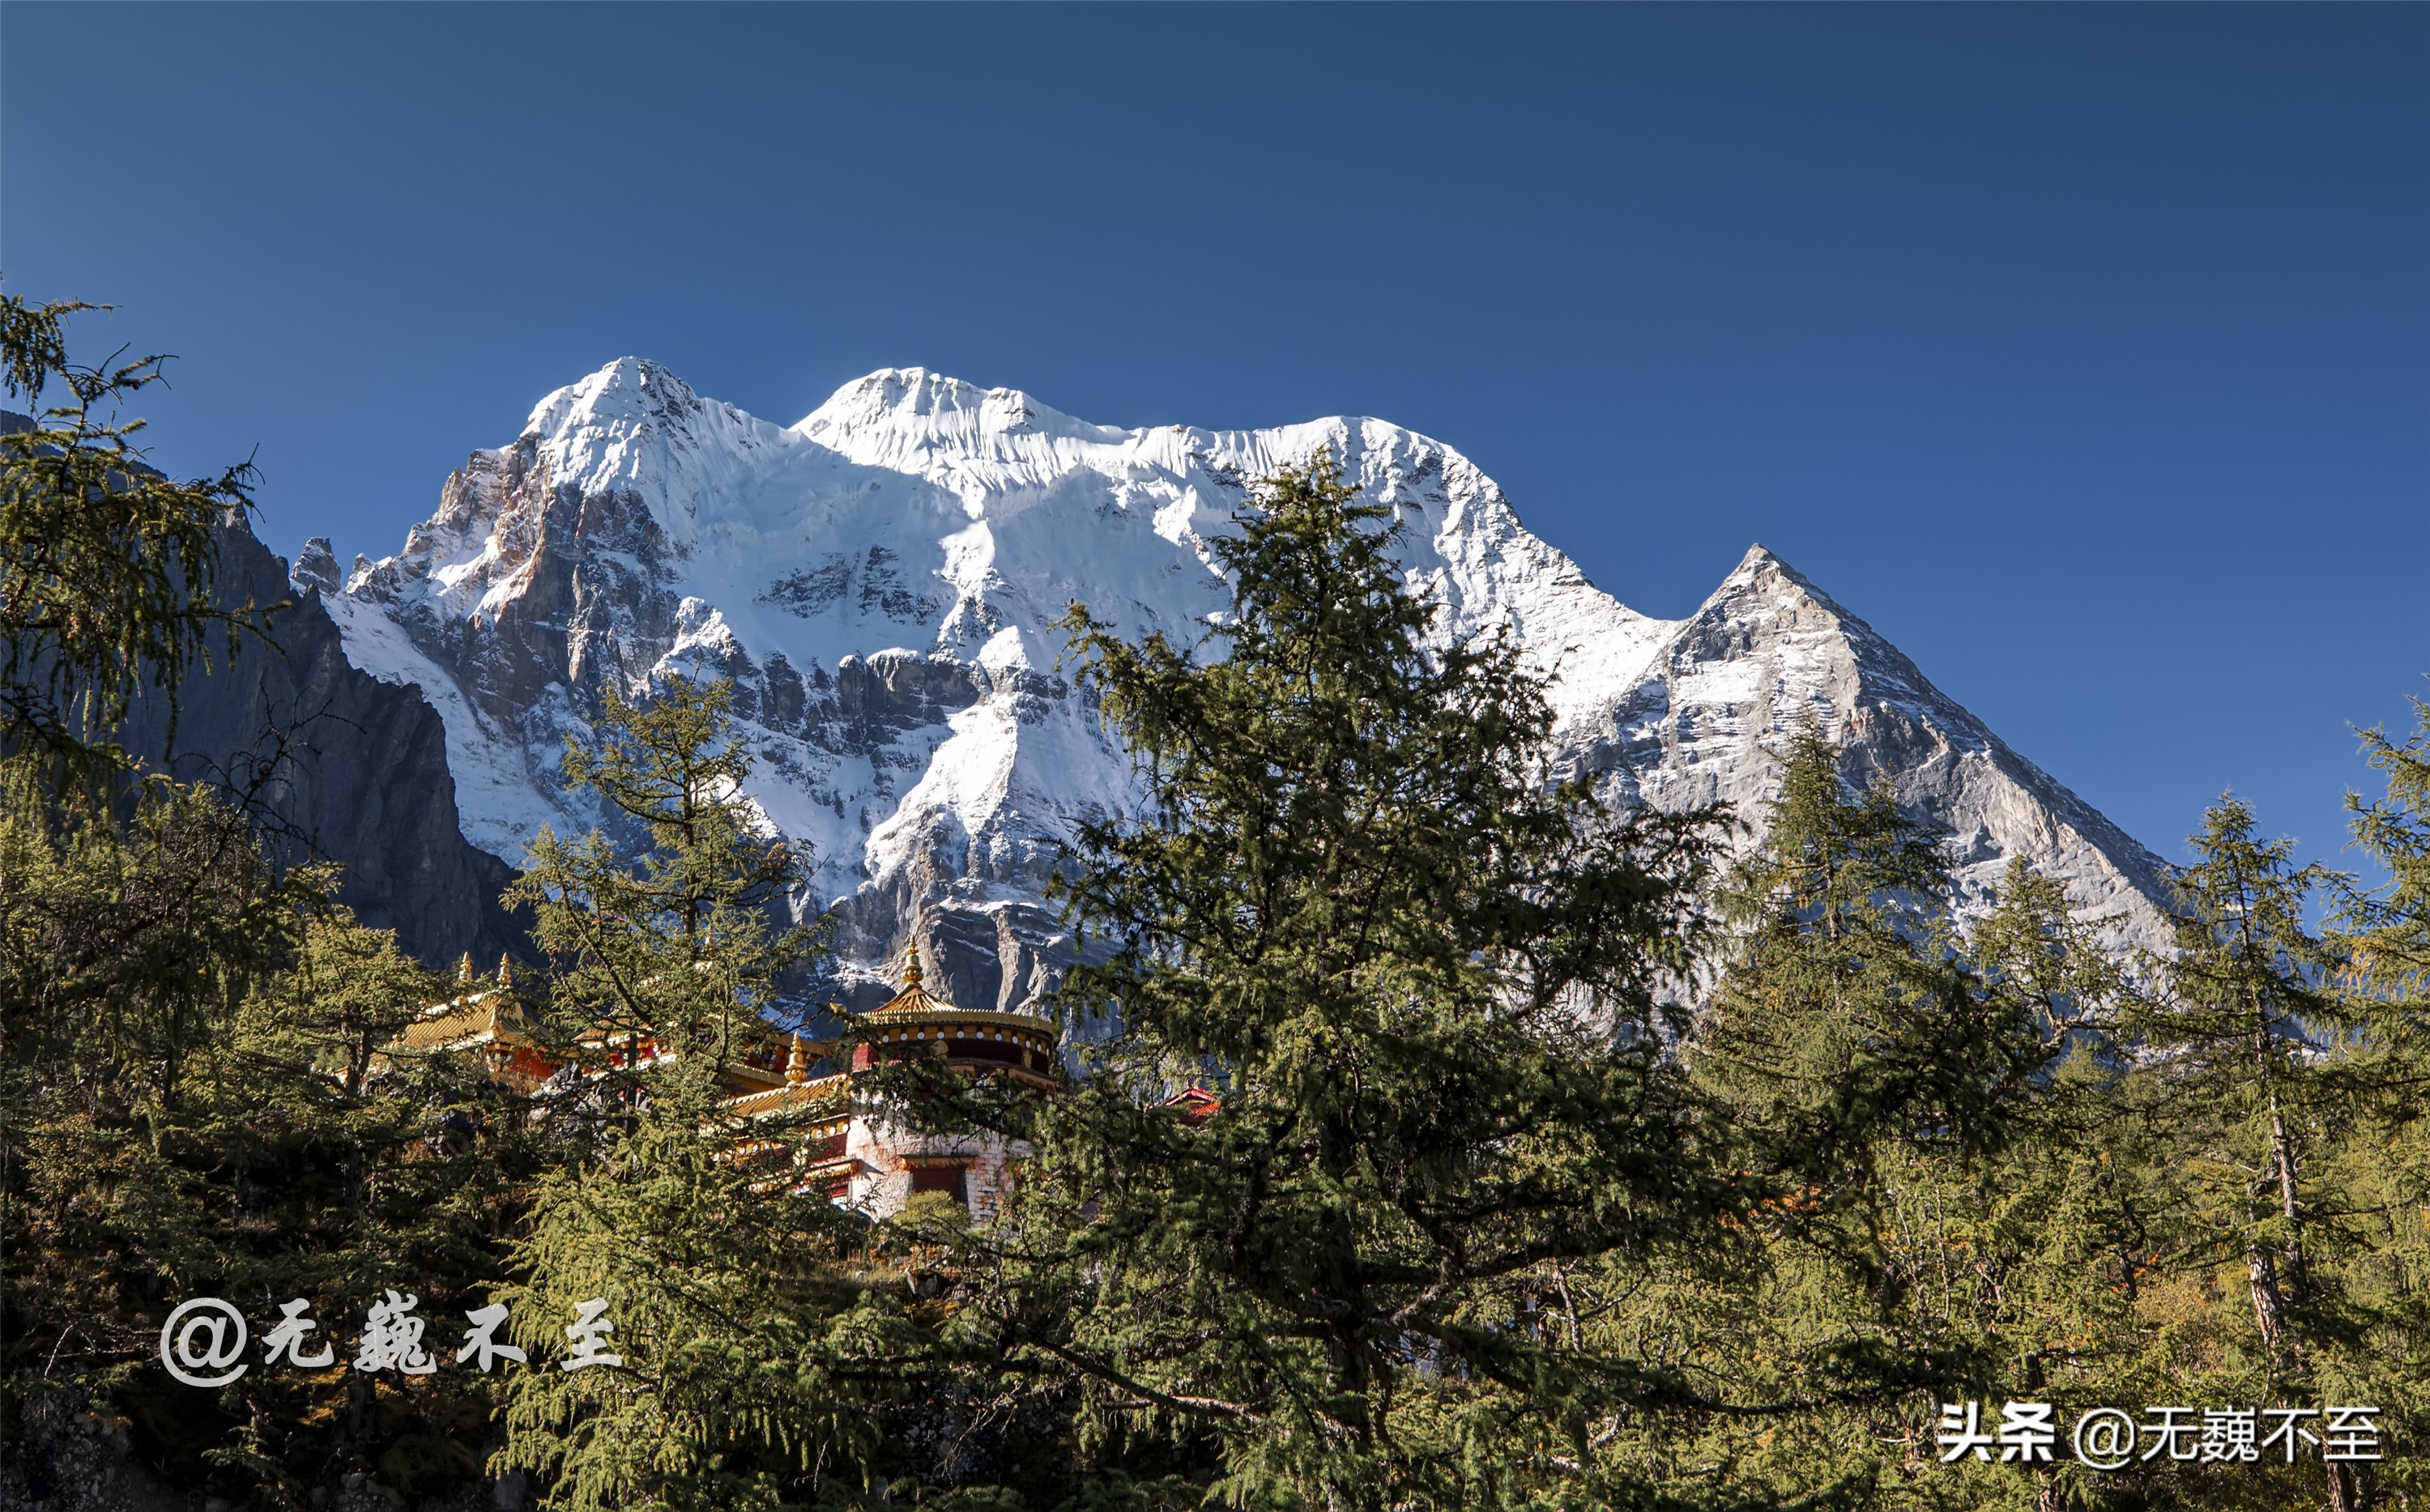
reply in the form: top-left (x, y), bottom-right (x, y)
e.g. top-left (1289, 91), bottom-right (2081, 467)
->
top-left (1692, 726), bottom-right (2048, 1179)
top-left (2340, 693), bottom-right (2430, 998)
top-left (961, 453), bottom-right (1768, 1510)
top-left (0, 297), bottom-right (517, 1507)
top-left (901, 466), bottom-right (2430, 1512)
top-left (1651, 735), bottom-right (2430, 1512)
top-left (2136, 799), bottom-right (2348, 1391)
top-left (0, 756), bottom-right (523, 1505)
top-left (492, 1110), bottom-right (902, 1512)
top-left (493, 677), bottom-right (911, 1510)
top-left (2051, 782), bottom-right (2430, 1512)
top-left (1604, 736), bottom-right (2078, 1509)
top-left (6, 294), bottom-right (2427, 1512)
top-left (509, 676), bottom-right (821, 1119)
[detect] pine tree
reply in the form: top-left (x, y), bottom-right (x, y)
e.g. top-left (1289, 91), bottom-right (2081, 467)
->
top-left (2340, 692), bottom-right (2430, 996)
top-left (2123, 796), bottom-right (2422, 1511)
top-left (2159, 803), bottom-right (2336, 1382)
top-left (961, 452), bottom-right (1748, 1510)
top-left (509, 675), bottom-right (815, 1122)
top-left (1690, 725), bottom-right (2048, 1177)
top-left (1630, 731), bottom-right (2087, 1509)
top-left (0, 760), bottom-right (522, 1505)
top-left (492, 678), bottom-right (911, 1511)
top-left (2316, 702), bottom-right (2430, 1509)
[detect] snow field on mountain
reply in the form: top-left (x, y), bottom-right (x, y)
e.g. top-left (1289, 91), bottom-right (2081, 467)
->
top-left (320, 356), bottom-right (2177, 994)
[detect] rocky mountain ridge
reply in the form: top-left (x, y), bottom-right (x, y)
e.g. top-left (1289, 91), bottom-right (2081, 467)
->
top-left (288, 360), bottom-right (2172, 1008)
top-left (130, 520), bottom-right (532, 967)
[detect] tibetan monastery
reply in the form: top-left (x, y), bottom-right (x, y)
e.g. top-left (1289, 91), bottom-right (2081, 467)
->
top-left (386, 948), bottom-right (1059, 1221)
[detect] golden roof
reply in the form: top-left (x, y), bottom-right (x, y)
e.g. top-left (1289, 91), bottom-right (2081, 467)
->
top-left (726, 1071), bottom-right (852, 1121)
top-left (863, 946), bottom-right (1055, 1038)
top-left (377, 943), bottom-right (1060, 1102)
top-left (391, 990), bottom-right (533, 1054)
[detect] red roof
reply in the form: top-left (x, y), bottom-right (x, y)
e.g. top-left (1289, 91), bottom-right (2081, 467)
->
top-left (1162, 1086), bottom-right (1221, 1126)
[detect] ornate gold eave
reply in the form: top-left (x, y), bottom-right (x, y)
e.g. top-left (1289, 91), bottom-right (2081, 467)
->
top-left (725, 1071), bottom-right (852, 1122)
top-left (389, 992), bottom-right (534, 1054)
top-left (863, 1002), bottom-right (1059, 1035)
top-left (376, 943), bottom-right (1065, 1123)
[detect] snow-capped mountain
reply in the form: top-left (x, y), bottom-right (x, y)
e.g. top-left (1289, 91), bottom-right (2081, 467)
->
top-left (303, 359), bottom-right (2172, 1008)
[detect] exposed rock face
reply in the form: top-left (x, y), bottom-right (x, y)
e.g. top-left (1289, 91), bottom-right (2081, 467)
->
top-left (117, 521), bottom-right (528, 966)
top-left (304, 360), bottom-right (2175, 1003)
top-left (1579, 547), bottom-right (2171, 955)
top-left (0, 407), bottom-right (522, 967)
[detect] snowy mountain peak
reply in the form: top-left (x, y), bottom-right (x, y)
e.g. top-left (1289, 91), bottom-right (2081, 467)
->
top-left (1665, 543), bottom-right (1869, 664)
top-left (527, 355), bottom-right (695, 424)
top-left (1713, 542), bottom-right (1818, 598)
top-left (1733, 540), bottom-right (1788, 574)
top-left (804, 367), bottom-right (1017, 428)
top-left (795, 368), bottom-right (1131, 479)
top-left (321, 361), bottom-right (2176, 1008)
top-left (512, 357), bottom-right (799, 549)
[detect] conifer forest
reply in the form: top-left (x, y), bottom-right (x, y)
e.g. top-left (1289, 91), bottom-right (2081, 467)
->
top-left (2, 293), bottom-right (2425, 1512)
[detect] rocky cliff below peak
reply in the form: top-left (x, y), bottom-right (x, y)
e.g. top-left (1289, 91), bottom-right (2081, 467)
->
top-left (128, 521), bottom-right (530, 965)
top-left (0, 409), bottom-right (523, 968)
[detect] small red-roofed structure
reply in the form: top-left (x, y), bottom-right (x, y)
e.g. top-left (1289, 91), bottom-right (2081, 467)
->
top-left (1163, 1086), bottom-right (1221, 1126)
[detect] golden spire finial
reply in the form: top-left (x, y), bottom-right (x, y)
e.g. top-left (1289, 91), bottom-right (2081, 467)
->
top-left (903, 944), bottom-right (923, 992)
top-left (457, 952), bottom-right (475, 984)
top-left (787, 1032), bottom-right (810, 1084)
top-left (496, 953), bottom-right (514, 987)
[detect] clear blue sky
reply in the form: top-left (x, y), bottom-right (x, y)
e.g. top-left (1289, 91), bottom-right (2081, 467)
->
top-left (4, 3), bottom-right (2424, 874)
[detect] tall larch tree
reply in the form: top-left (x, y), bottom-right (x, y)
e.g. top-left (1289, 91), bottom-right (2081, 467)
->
top-left (948, 451), bottom-right (1777, 1512)
top-left (492, 678), bottom-right (918, 1512)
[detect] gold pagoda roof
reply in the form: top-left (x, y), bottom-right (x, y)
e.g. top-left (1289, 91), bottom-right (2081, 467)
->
top-left (725, 1069), bottom-right (851, 1121)
top-left (388, 956), bottom-right (526, 1049)
top-left (378, 944), bottom-right (1060, 1109)
top-left (861, 947), bottom-right (1055, 1036)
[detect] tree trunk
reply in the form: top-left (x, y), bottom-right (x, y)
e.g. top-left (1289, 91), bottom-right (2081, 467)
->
top-left (2246, 1238), bottom-right (2287, 1369)
top-left (2269, 1090), bottom-right (2308, 1289)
